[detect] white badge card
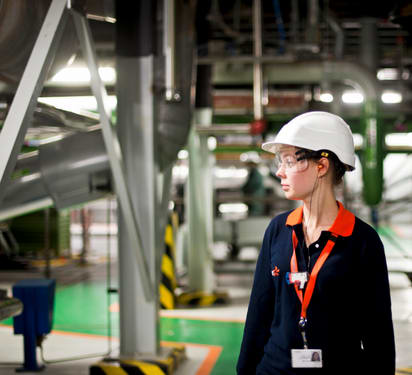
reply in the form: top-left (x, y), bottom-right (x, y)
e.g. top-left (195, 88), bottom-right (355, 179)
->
top-left (289, 272), bottom-right (308, 289)
top-left (291, 349), bottom-right (323, 368)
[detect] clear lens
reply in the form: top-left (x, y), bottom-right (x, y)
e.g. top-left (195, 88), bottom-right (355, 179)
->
top-left (274, 154), bottom-right (308, 173)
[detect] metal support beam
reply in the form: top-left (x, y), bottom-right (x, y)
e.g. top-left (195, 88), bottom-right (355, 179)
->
top-left (0, 0), bottom-right (68, 202)
top-left (71, 9), bottom-right (154, 300)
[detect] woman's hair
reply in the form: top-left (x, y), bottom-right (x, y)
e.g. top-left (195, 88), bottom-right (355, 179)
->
top-left (296, 148), bottom-right (347, 185)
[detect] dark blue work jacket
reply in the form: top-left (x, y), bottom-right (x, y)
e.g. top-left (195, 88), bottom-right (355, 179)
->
top-left (237, 203), bottom-right (395, 374)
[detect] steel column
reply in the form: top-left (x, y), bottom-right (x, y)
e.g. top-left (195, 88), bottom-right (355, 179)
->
top-left (71, 9), bottom-right (153, 300)
top-left (116, 56), bottom-right (160, 357)
top-left (187, 108), bottom-right (215, 293)
top-left (115, 1), bottom-right (160, 357)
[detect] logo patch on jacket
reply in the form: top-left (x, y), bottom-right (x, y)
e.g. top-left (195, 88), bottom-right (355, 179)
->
top-left (271, 266), bottom-right (280, 277)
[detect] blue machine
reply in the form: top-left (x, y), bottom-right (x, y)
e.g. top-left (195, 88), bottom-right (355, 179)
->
top-left (13, 279), bottom-right (56, 372)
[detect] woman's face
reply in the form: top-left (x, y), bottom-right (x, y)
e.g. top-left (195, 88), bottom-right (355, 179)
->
top-left (275, 146), bottom-right (318, 201)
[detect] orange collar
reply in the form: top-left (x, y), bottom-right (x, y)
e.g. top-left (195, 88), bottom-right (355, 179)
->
top-left (285, 201), bottom-right (355, 237)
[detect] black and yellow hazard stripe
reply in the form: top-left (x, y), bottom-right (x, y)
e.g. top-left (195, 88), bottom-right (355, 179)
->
top-left (160, 222), bottom-right (177, 309)
top-left (90, 361), bottom-right (127, 375)
top-left (90, 345), bottom-right (186, 375)
top-left (177, 290), bottom-right (229, 307)
top-left (90, 360), bottom-right (166, 375)
top-left (121, 360), bottom-right (168, 374)
top-left (396, 369), bottom-right (412, 374)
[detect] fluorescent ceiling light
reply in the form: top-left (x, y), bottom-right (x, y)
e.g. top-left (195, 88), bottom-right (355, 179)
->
top-left (381, 91), bottom-right (402, 104)
top-left (342, 91), bottom-right (364, 104)
top-left (385, 133), bottom-right (412, 147)
top-left (50, 67), bottom-right (116, 84)
top-left (218, 203), bottom-right (248, 214)
top-left (38, 95), bottom-right (117, 115)
top-left (172, 165), bottom-right (188, 179)
top-left (208, 136), bottom-right (217, 151)
top-left (177, 150), bottom-right (188, 159)
top-left (377, 68), bottom-right (410, 81)
top-left (319, 92), bottom-right (333, 103)
top-left (214, 167), bottom-right (248, 179)
top-left (377, 68), bottom-right (398, 80)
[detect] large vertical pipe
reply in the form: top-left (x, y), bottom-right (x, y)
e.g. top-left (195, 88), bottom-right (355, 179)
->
top-left (253, 0), bottom-right (263, 120)
top-left (186, 1), bottom-right (215, 293)
top-left (306, 0), bottom-right (319, 45)
top-left (363, 99), bottom-right (383, 207)
top-left (164, 0), bottom-right (179, 101)
top-left (361, 18), bottom-right (379, 74)
top-left (115, 0), bottom-right (159, 356)
top-left (360, 18), bottom-right (383, 207)
top-left (187, 109), bottom-right (215, 293)
top-left (327, 16), bottom-right (344, 59)
top-left (291, 0), bottom-right (300, 45)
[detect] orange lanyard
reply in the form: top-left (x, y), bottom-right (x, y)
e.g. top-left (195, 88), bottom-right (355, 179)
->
top-left (291, 230), bottom-right (338, 320)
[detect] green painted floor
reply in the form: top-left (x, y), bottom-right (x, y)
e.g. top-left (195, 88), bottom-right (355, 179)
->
top-left (3, 224), bottom-right (411, 374)
top-left (2, 281), bottom-right (244, 375)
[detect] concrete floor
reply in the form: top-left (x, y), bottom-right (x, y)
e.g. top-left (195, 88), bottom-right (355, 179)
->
top-left (0, 213), bottom-right (411, 374)
top-left (0, 325), bottom-right (215, 375)
top-left (0, 267), bottom-right (411, 374)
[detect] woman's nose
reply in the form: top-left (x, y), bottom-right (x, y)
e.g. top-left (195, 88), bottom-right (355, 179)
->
top-left (275, 164), bottom-right (285, 178)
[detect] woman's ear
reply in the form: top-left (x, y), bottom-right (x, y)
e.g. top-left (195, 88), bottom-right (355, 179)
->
top-left (317, 158), bottom-right (329, 177)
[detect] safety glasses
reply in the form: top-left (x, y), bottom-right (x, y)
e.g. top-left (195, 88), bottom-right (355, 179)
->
top-left (273, 151), bottom-right (309, 173)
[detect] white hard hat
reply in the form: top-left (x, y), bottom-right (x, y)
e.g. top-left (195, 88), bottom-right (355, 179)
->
top-left (261, 111), bottom-right (356, 170)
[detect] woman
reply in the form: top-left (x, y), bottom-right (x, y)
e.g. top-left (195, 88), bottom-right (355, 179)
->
top-left (236, 111), bottom-right (395, 374)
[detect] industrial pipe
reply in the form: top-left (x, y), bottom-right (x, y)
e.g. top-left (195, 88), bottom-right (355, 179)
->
top-left (209, 59), bottom-right (381, 205)
top-left (164, 0), bottom-right (179, 101)
top-left (253, 0), bottom-right (263, 121)
top-left (196, 123), bottom-right (250, 135)
top-left (327, 16), bottom-right (344, 59)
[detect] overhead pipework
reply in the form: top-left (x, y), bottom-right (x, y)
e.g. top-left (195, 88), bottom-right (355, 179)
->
top-left (252, 0), bottom-right (263, 121)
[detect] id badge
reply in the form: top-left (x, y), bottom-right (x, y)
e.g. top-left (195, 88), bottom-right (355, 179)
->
top-left (291, 349), bottom-right (323, 368)
top-left (286, 272), bottom-right (308, 289)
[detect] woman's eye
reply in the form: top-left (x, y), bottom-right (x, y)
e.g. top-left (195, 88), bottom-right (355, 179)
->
top-left (283, 156), bottom-right (295, 165)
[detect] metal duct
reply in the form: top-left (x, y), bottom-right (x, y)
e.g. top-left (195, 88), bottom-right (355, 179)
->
top-left (0, 128), bottom-right (111, 219)
top-left (0, 0), bottom-right (78, 88)
top-left (211, 60), bottom-right (379, 98)
top-left (157, 0), bottom-right (195, 171)
top-left (2, 152), bottom-right (48, 211)
top-left (39, 129), bottom-right (110, 209)
top-left (0, 0), bottom-right (115, 89)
